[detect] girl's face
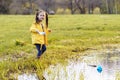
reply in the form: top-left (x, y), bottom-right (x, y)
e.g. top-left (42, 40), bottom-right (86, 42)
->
top-left (37, 12), bottom-right (45, 21)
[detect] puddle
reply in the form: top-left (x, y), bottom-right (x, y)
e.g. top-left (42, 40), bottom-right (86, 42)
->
top-left (43, 49), bottom-right (120, 80)
top-left (18, 73), bottom-right (39, 80)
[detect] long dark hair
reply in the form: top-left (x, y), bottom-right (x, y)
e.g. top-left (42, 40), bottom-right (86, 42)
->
top-left (35, 10), bottom-right (43, 23)
top-left (45, 12), bottom-right (48, 28)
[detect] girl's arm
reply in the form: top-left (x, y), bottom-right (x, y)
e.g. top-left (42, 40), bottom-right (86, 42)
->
top-left (30, 23), bottom-right (38, 33)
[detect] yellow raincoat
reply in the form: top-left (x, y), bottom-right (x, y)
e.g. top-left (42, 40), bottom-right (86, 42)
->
top-left (30, 22), bottom-right (49, 45)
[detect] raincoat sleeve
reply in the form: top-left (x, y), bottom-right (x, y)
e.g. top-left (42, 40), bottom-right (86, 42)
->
top-left (30, 23), bottom-right (38, 33)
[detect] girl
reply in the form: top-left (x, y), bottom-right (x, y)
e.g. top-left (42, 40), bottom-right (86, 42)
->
top-left (30, 10), bottom-right (51, 59)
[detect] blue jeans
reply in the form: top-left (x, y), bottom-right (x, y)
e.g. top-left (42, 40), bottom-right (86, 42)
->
top-left (35, 44), bottom-right (46, 58)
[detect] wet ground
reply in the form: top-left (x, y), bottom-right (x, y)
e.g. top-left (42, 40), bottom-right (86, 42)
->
top-left (43, 48), bottom-right (120, 80)
top-left (18, 47), bottom-right (120, 80)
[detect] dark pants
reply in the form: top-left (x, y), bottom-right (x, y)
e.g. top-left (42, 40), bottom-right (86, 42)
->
top-left (35, 44), bottom-right (46, 58)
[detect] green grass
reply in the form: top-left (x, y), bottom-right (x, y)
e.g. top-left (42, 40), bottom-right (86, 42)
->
top-left (0, 14), bottom-right (120, 79)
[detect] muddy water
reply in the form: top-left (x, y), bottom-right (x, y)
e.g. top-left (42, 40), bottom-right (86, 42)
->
top-left (43, 49), bottom-right (120, 80)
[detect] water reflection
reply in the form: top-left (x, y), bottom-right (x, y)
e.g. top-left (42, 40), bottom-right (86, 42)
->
top-left (44, 49), bottom-right (120, 80)
top-left (100, 49), bottom-right (120, 80)
top-left (18, 73), bottom-right (39, 80)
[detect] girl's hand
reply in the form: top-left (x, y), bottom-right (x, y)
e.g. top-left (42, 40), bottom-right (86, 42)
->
top-left (39, 32), bottom-right (45, 35)
top-left (48, 29), bottom-right (51, 32)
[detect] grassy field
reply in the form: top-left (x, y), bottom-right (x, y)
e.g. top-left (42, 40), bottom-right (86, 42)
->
top-left (0, 14), bottom-right (120, 79)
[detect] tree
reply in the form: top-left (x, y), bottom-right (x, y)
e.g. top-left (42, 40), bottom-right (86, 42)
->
top-left (68, 0), bottom-right (77, 14)
top-left (74, 0), bottom-right (86, 14)
top-left (1, 0), bottom-right (120, 14)
top-left (36, 0), bottom-right (56, 13)
top-left (9, 0), bottom-right (35, 14)
top-left (67, 0), bottom-right (86, 14)
top-left (0, 0), bottom-right (12, 14)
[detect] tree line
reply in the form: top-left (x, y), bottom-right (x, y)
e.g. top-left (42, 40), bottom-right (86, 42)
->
top-left (0, 0), bottom-right (120, 14)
